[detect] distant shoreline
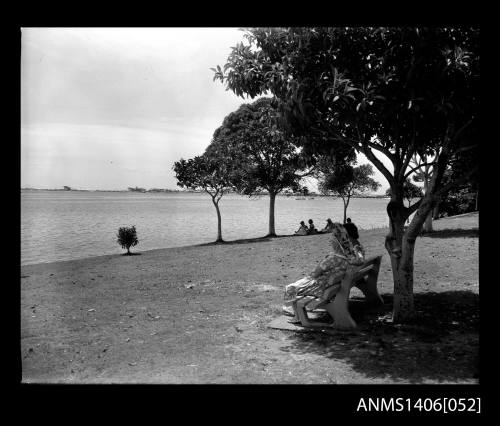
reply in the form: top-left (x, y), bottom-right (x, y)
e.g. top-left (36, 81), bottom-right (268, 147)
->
top-left (20, 188), bottom-right (389, 198)
top-left (20, 188), bottom-right (183, 193)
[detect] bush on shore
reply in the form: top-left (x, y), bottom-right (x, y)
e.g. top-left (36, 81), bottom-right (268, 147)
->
top-left (117, 226), bottom-right (139, 255)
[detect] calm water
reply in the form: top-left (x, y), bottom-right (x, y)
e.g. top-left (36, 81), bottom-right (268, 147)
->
top-left (21, 191), bottom-right (392, 265)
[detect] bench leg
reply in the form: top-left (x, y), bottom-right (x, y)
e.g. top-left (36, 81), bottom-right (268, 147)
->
top-left (294, 298), bottom-right (333, 328)
top-left (354, 259), bottom-right (384, 306)
top-left (289, 300), bottom-right (302, 323)
top-left (327, 275), bottom-right (357, 330)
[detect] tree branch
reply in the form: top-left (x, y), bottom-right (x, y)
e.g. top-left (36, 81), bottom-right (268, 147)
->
top-left (353, 124), bottom-right (395, 187)
top-left (361, 143), bottom-right (395, 187)
top-left (405, 198), bottom-right (423, 216)
top-left (366, 140), bottom-right (396, 162)
top-left (404, 161), bottom-right (436, 180)
top-left (399, 145), bottom-right (417, 181)
top-left (400, 114), bottom-right (417, 175)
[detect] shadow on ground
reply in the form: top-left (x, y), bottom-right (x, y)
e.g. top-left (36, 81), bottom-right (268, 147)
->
top-left (197, 234), bottom-right (297, 247)
top-left (420, 228), bottom-right (479, 239)
top-left (284, 291), bottom-right (479, 383)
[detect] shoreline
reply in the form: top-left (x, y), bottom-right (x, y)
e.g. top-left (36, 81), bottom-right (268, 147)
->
top-left (20, 211), bottom-right (478, 270)
top-left (21, 226), bottom-right (393, 270)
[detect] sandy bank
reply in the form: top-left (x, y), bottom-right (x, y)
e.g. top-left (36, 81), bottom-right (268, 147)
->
top-left (21, 212), bottom-right (478, 384)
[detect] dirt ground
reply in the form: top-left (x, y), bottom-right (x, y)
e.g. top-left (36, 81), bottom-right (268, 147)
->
top-left (20, 212), bottom-right (479, 384)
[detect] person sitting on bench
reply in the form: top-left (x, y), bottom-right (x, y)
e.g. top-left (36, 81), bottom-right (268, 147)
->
top-left (283, 222), bottom-right (365, 321)
top-left (294, 221), bottom-right (308, 236)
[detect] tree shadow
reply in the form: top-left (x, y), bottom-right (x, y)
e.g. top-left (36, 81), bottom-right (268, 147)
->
top-left (420, 228), bottom-right (479, 239)
top-left (283, 291), bottom-right (479, 383)
top-left (121, 252), bottom-right (142, 256)
top-left (197, 234), bottom-right (297, 247)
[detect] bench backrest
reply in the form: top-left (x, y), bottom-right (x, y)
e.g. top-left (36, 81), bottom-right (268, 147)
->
top-left (351, 255), bottom-right (382, 282)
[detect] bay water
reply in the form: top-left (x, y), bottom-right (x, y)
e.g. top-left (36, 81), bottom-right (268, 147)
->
top-left (21, 191), bottom-right (391, 265)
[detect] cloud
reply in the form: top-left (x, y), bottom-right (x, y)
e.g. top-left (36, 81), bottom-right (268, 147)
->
top-left (20, 28), bottom-right (393, 193)
top-left (21, 28), bottom-right (248, 189)
top-left (21, 122), bottom-right (222, 190)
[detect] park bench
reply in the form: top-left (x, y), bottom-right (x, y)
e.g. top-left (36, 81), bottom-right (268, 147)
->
top-left (289, 255), bottom-right (384, 330)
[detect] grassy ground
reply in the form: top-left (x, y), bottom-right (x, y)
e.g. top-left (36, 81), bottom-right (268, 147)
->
top-left (20, 212), bottom-right (479, 383)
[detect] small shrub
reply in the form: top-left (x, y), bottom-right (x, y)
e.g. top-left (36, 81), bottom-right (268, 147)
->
top-left (117, 226), bottom-right (139, 255)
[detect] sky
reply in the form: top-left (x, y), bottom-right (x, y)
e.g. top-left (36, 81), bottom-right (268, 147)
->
top-left (21, 27), bottom-right (390, 193)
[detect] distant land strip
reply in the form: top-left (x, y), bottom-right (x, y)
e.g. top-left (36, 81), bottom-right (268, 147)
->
top-left (20, 187), bottom-right (389, 198)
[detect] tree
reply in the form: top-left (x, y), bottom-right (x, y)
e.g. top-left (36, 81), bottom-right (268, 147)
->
top-left (386, 180), bottom-right (424, 224)
top-left (173, 152), bottom-right (234, 243)
top-left (320, 163), bottom-right (381, 223)
top-left (117, 226), bottom-right (139, 255)
top-left (436, 149), bottom-right (479, 217)
top-left (386, 180), bottom-right (424, 208)
top-left (208, 97), bottom-right (341, 236)
top-left (214, 27), bottom-right (479, 322)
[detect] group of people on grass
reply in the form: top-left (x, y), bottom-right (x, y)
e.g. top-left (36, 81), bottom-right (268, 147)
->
top-left (294, 217), bottom-right (359, 241)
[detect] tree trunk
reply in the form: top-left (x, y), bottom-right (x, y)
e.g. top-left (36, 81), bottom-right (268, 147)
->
top-left (212, 197), bottom-right (223, 242)
top-left (126, 247), bottom-right (131, 255)
top-left (432, 202), bottom-right (440, 220)
top-left (385, 201), bottom-right (414, 322)
top-left (475, 189), bottom-right (479, 211)
top-left (422, 173), bottom-right (433, 232)
top-left (423, 210), bottom-right (433, 233)
top-left (267, 191), bottom-right (277, 237)
top-left (341, 197), bottom-right (349, 224)
top-left (392, 232), bottom-right (417, 322)
top-left (387, 195), bottom-right (435, 323)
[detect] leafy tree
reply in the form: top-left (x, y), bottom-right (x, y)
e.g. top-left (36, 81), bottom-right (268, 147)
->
top-left (386, 180), bottom-right (424, 208)
top-left (117, 226), bottom-right (139, 255)
top-left (386, 180), bottom-right (424, 225)
top-left (440, 145), bottom-right (479, 216)
top-left (438, 186), bottom-right (477, 217)
top-left (173, 152), bottom-right (234, 242)
top-left (208, 97), bottom-right (340, 237)
top-left (436, 148), bottom-right (479, 217)
top-left (320, 163), bottom-right (381, 223)
top-left (214, 27), bottom-right (478, 322)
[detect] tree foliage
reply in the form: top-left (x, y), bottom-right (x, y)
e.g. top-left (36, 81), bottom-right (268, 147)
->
top-left (214, 27), bottom-right (478, 193)
top-left (214, 27), bottom-right (479, 322)
top-left (210, 97), bottom-right (304, 196)
top-left (320, 163), bottom-right (381, 198)
top-left (173, 152), bottom-right (234, 242)
top-left (386, 179), bottom-right (424, 207)
top-left (320, 162), bottom-right (381, 222)
top-left (117, 226), bottom-right (139, 254)
top-left (208, 97), bottom-right (339, 236)
top-left (173, 155), bottom-right (233, 195)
